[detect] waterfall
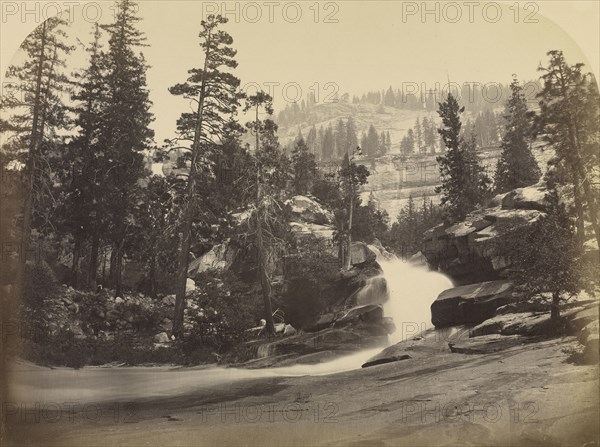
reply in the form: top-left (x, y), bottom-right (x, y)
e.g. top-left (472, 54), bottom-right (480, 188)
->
top-left (257, 344), bottom-right (274, 359)
top-left (376, 253), bottom-right (453, 344)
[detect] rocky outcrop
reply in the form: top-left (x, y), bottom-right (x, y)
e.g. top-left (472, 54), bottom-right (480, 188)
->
top-left (350, 242), bottom-right (377, 265)
top-left (286, 195), bottom-right (334, 225)
top-left (469, 300), bottom-right (598, 339)
top-left (431, 280), bottom-right (515, 327)
top-left (422, 183), bottom-right (548, 284)
top-left (188, 242), bottom-right (236, 275)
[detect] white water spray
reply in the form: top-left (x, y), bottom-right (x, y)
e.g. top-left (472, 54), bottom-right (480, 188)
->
top-left (377, 256), bottom-right (453, 344)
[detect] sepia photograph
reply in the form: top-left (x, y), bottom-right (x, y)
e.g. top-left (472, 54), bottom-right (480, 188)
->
top-left (0, 1), bottom-right (599, 445)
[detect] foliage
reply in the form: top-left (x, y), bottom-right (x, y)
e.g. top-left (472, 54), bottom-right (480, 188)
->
top-left (168, 14), bottom-right (242, 337)
top-left (184, 271), bottom-right (260, 351)
top-left (435, 93), bottom-right (491, 222)
top-left (535, 50), bottom-right (600, 248)
top-left (382, 196), bottom-right (443, 258)
top-left (291, 137), bottom-right (317, 195)
top-left (496, 190), bottom-right (587, 319)
top-left (494, 75), bottom-right (540, 192)
top-left (281, 239), bottom-right (342, 329)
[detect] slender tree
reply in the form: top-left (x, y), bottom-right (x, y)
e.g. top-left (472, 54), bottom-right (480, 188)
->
top-left (168, 14), bottom-right (242, 338)
top-left (244, 92), bottom-right (290, 335)
top-left (0, 17), bottom-right (72, 293)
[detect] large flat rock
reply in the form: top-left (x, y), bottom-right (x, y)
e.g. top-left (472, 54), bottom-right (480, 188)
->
top-left (431, 280), bottom-right (514, 327)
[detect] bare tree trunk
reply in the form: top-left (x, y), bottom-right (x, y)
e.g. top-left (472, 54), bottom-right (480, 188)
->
top-left (88, 232), bottom-right (99, 291)
top-left (17, 21), bottom-right (48, 300)
top-left (109, 247), bottom-right (117, 288)
top-left (550, 291), bottom-right (561, 320)
top-left (101, 246), bottom-right (107, 287)
top-left (256, 206), bottom-right (276, 336)
top-left (149, 252), bottom-right (157, 298)
top-left (70, 236), bottom-right (81, 288)
top-left (115, 245), bottom-right (123, 298)
top-left (572, 169), bottom-right (586, 246)
top-left (344, 188), bottom-right (354, 270)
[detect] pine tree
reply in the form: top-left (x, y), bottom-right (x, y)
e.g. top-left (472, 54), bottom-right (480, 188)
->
top-left (415, 118), bottom-right (423, 153)
top-left (306, 125), bottom-right (317, 154)
top-left (322, 125), bottom-right (334, 161)
top-left (99, 0), bottom-right (154, 297)
top-left (498, 189), bottom-right (585, 320)
top-left (435, 94), bottom-right (490, 222)
top-left (366, 125), bottom-right (379, 156)
top-left (0, 16), bottom-right (72, 294)
top-left (335, 119), bottom-right (346, 158)
top-left (346, 116), bottom-right (359, 155)
top-left (168, 14), bottom-right (241, 337)
top-left (536, 50), bottom-right (600, 249)
top-left (58, 23), bottom-right (107, 289)
top-left (244, 92), bottom-right (290, 335)
top-left (400, 129), bottom-right (415, 155)
top-left (291, 137), bottom-right (317, 195)
top-left (386, 131), bottom-right (392, 153)
top-left (494, 76), bottom-right (540, 193)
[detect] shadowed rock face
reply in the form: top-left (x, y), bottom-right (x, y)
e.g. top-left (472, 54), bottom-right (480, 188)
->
top-left (430, 280), bottom-right (515, 327)
top-left (422, 183), bottom-right (550, 285)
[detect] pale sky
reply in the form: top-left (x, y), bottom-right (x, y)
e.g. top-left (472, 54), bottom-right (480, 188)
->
top-left (1, 1), bottom-right (598, 143)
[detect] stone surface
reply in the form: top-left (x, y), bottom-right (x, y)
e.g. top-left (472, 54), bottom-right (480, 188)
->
top-left (501, 185), bottom-right (547, 211)
top-left (334, 304), bottom-right (384, 327)
top-left (448, 334), bottom-right (524, 354)
top-left (350, 242), bottom-right (377, 266)
top-left (162, 295), bottom-right (176, 306)
top-left (285, 195), bottom-right (334, 224)
top-left (154, 332), bottom-right (170, 343)
top-left (422, 183), bottom-right (549, 284)
top-left (185, 278), bottom-right (196, 293)
top-left (583, 334), bottom-right (599, 363)
top-left (188, 243), bottom-right (236, 275)
top-left (431, 280), bottom-right (515, 327)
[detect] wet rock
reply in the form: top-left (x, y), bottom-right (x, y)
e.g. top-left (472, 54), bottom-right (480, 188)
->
top-left (305, 313), bottom-right (336, 332)
top-left (431, 280), bottom-right (515, 327)
top-left (335, 304), bottom-right (383, 327)
top-left (355, 276), bottom-right (388, 306)
top-left (362, 354), bottom-right (411, 368)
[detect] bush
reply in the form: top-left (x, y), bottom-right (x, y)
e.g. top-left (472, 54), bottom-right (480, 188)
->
top-left (185, 270), bottom-right (261, 351)
top-left (281, 240), bottom-right (342, 329)
top-left (23, 260), bottom-right (59, 306)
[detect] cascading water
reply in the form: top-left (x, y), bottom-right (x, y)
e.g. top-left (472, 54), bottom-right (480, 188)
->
top-left (377, 255), bottom-right (453, 344)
